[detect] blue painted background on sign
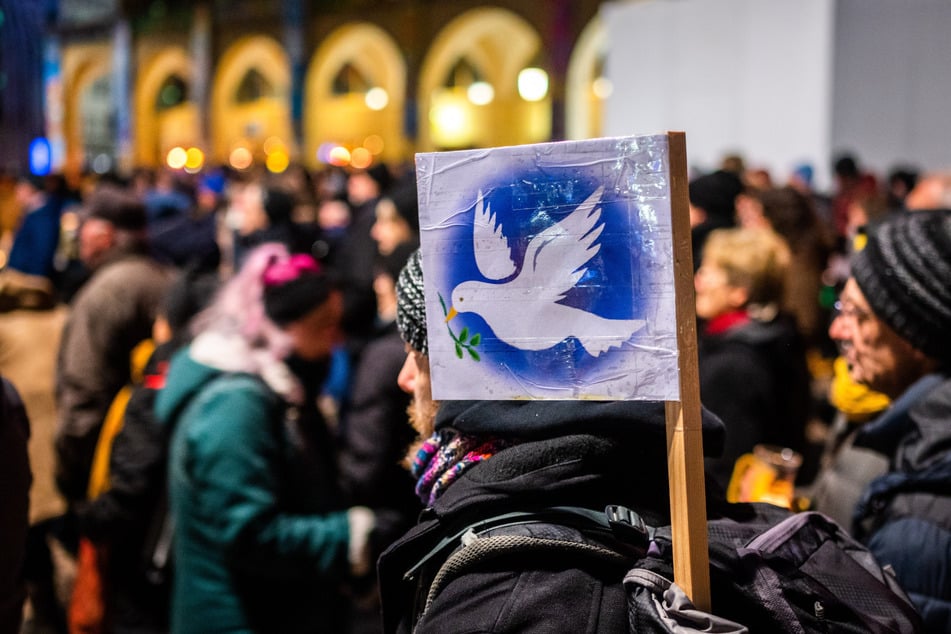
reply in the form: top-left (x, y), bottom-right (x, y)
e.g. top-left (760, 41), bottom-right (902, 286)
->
top-left (436, 174), bottom-right (646, 388)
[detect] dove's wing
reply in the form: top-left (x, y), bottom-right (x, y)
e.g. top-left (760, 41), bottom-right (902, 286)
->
top-left (472, 191), bottom-right (517, 281)
top-left (516, 186), bottom-right (606, 299)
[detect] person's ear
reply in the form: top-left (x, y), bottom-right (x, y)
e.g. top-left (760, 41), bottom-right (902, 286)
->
top-left (728, 284), bottom-right (749, 310)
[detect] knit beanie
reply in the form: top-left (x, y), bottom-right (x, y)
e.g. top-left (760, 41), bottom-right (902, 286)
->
top-left (396, 249), bottom-right (427, 355)
top-left (263, 254), bottom-right (333, 326)
top-left (852, 209), bottom-right (951, 362)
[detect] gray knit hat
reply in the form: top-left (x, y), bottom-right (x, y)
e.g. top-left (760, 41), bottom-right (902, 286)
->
top-left (852, 209), bottom-right (951, 362)
top-left (396, 249), bottom-right (428, 355)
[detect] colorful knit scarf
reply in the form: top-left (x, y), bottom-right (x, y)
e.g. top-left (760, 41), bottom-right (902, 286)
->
top-left (410, 429), bottom-right (508, 506)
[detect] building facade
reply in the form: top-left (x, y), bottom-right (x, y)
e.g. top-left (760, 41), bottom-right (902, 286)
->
top-left (5, 0), bottom-right (612, 178)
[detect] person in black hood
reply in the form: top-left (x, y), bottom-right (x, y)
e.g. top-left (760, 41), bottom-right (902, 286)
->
top-left (377, 249), bottom-right (733, 633)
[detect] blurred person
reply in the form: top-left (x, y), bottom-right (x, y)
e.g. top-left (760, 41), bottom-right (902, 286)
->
top-left (72, 265), bottom-right (220, 633)
top-left (338, 245), bottom-right (420, 633)
top-left (142, 169), bottom-right (190, 222)
top-left (694, 227), bottom-right (811, 488)
top-left (0, 174), bottom-right (68, 310)
top-left (149, 170), bottom-right (224, 271)
top-left (737, 186), bottom-right (835, 349)
top-left (155, 244), bottom-right (375, 634)
top-left (828, 209), bottom-right (951, 631)
top-left (370, 176), bottom-right (419, 258)
top-left (339, 163), bottom-right (393, 304)
top-left (904, 171), bottom-right (951, 211)
top-left (233, 182), bottom-right (321, 268)
top-left (830, 153), bottom-right (877, 242)
top-left (55, 185), bottom-right (172, 506)
top-left (0, 375), bottom-right (31, 634)
top-left (688, 169), bottom-right (742, 272)
top-left (886, 166), bottom-right (920, 210)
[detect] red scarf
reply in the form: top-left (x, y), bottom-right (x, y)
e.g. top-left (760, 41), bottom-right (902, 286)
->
top-left (704, 310), bottom-right (750, 336)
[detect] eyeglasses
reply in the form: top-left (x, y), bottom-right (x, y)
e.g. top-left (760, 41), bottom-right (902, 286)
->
top-left (832, 300), bottom-right (873, 324)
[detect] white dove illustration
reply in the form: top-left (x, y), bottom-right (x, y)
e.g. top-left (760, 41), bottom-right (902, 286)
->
top-left (445, 186), bottom-right (646, 357)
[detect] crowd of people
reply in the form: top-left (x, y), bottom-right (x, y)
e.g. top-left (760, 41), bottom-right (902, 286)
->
top-left (0, 149), bottom-right (949, 633)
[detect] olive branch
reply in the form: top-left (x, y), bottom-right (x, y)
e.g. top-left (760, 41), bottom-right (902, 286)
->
top-left (438, 292), bottom-right (482, 361)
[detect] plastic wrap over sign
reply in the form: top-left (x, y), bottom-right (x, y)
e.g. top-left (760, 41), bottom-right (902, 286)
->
top-left (416, 134), bottom-right (679, 401)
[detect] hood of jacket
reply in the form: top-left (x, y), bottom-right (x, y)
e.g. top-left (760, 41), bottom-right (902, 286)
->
top-left (434, 399), bottom-right (724, 457)
top-left (154, 331), bottom-right (301, 427)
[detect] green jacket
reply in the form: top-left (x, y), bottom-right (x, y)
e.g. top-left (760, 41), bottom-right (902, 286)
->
top-left (155, 346), bottom-right (350, 633)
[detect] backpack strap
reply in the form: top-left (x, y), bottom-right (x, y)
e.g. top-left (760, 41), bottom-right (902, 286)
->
top-left (409, 505), bottom-right (654, 627)
top-left (424, 532), bottom-right (629, 614)
top-left (404, 504), bottom-right (653, 582)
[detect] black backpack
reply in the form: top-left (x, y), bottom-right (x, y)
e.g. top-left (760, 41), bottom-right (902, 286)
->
top-left (407, 504), bottom-right (922, 633)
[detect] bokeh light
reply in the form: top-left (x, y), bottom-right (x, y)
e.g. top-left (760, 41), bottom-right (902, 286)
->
top-left (365, 87), bottom-right (389, 111)
top-left (592, 76), bottom-right (613, 100)
top-left (166, 146), bottom-right (187, 169)
top-left (350, 147), bottom-right (372, 169)
top-left (263, 136), bottom-right (284, 155)
top-left (328, 146), bottom-right (351, 166)
top-left (467, 81), bottom-right (494, 106)
top-left (363, 134), bottom-right (384, 155)
top-left (266, 149), bottom-right (290, 173)
top-left (184, 147), bottom-right (204, 171)
top-left (229, 147), bottom-right (253, 170)
top-left (517, 67), bottom-right (549, 102)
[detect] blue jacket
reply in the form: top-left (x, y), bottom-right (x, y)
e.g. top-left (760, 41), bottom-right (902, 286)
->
top-left (853, 373), bottom-right (951, 633)
top-left (7, 196), bottom-right (63, 278)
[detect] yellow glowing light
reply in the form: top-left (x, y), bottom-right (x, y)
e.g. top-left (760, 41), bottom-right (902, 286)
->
top-left (184, 147), bottom-right (204, 170)
top-left (266, 149), bottom-right (290, 173)
top-left (263, 136), bottom-right (284, 155)
top-left (166, 146), bottom-right (187, 170)
top-left (328, 146), bottom-right (351, 166)
top-left (229, 147), bottom-right (253, 170)
top-left (517, 67), bottom-right (549, 102)
top-left (430, 102), bottom-right (467, 137)
top-left (365, 87), bottom-right (389, 111)
top-left (363, 134), bottom-right (384, 155)
top-left (350, 147), bottom-right (372, 169)
top-left (467, 81), bottom-right (494, 106)
top-left (592, 76), bottom-right (613, 100)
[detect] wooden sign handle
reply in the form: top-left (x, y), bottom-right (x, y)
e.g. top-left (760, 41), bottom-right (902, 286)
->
top-left (665, 131), bottom-right (711, 610)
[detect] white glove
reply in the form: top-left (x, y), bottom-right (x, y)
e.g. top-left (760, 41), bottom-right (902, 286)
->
top-left (347, 506), bottom-right (376, 577)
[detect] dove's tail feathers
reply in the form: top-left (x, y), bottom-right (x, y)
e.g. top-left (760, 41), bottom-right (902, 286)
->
top-left (577, 319), bottom-right (647, 356)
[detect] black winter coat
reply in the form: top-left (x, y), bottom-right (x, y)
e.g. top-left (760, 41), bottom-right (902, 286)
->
top-left (698, 315), bottom-right (811, 488)
top-left (379, 400), bottom-right (728, 634)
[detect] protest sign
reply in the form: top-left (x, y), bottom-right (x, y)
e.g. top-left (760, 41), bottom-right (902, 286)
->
top-left (416, 132), bottom-right (710, 607)
top-left (416, 133), bottom-right (679, 401)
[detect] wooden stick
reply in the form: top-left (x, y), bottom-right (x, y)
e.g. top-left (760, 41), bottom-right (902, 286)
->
top-left (664, 131), bottom-right (711, 610)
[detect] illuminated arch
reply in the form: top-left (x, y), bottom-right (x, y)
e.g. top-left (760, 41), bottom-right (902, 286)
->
top-left (566, 16), bottom-right (608, 140)
top-left (210, 36), bottom-right (292, 165)
top-left (135, 47), bottom-right (196, 167)
top-left (305, 22), bottom-right (407, 167)
top-left (61, 43), bottom-right (111, 178)
top-left (418, 7), bottom-right (547, 151)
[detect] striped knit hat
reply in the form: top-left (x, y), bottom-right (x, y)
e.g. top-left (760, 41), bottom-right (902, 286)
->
top-left (852, 209), bottom-right (951, 362)
top-left (396, 249), bottom-right (428, 355)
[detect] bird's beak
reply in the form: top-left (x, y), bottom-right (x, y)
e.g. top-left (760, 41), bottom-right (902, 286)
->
top-left (445, 307), bottom-right (458, 323)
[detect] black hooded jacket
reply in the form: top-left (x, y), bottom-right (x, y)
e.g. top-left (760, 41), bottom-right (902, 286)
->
top-left (378, 399), bottom-right (728, 633)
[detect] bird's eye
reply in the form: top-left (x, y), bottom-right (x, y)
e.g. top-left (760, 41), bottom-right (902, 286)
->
top-left (458, 297), bottom-right (464, 302)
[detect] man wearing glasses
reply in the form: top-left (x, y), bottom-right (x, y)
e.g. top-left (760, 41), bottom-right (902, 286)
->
top-left (828, 208), bottom-right (951, 633)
